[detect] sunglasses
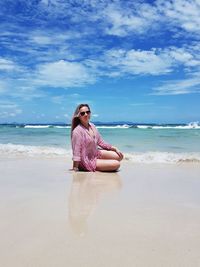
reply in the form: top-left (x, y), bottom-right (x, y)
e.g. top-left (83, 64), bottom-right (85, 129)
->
top-left (80, 110), bottom-right (91, 116)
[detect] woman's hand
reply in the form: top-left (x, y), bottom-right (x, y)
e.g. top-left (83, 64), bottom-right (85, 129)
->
top-left (111, 146), bottom-right (124, 160)
top-left (69, 167), bottom-right (79, 172)
top-left (70, 161), bottom-right (80, 172)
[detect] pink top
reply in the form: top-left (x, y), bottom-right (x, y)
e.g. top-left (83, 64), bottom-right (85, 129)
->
top-left (71, 123), bottom-right (112, 172)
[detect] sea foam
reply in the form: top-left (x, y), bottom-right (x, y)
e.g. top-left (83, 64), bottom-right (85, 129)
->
top-left (0, 143), bottom-right (69, 157)
top-left (9, 121), bottom-right (200, 129)
top-left (125, 152), bottom-right (200, 163)
top-left (1, 143), bottom-right (200, 163)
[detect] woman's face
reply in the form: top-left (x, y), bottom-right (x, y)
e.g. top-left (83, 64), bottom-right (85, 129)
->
top-left (78, 106), bottom-right (91, 125)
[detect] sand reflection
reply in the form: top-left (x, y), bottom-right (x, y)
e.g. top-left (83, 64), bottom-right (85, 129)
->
top-left (68, 171), bottom-right (122, 237)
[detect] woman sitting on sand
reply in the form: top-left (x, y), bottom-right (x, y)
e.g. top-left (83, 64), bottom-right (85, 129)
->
top-left (71, 104), bottom-right (123, 172)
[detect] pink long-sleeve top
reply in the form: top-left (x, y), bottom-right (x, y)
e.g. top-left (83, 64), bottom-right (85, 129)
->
top-left (71, 123), bottom-right (112, 172)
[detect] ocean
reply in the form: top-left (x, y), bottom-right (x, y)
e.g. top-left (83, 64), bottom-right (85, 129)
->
top-left (1, 122), bottom-right (200, 163)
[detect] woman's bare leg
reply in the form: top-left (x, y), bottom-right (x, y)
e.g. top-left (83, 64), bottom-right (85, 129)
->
top-left (95, 150), bottom-right (122, 172)
top-left (96, 159), bottom-right (120, 172)
top-left (99, 150), bottom-right (122, 161)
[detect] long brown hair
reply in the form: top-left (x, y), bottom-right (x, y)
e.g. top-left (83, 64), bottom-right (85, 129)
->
top-left (71, 104), bottom-right (91, 136)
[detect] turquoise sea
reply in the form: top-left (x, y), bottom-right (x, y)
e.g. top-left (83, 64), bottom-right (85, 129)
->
top-left (0, 122), bottom-right (200, 163)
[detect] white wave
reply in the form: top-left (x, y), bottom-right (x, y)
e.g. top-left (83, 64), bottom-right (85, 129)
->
top-left (96, 124), bottom-right (130, 129)
top-left (174, 121), bottom-right (200, 129)
top-left (0, 143), bottom-right (70, 157)
top-left (24, 125), bottom-right (51, 128)
top-left (141, 122), bottom-right (200, 130)
top-left (151, 126), bottom-right (177, 129)
top-left (124, 152), bottom-right (200, 163)
top-left (137, 125), bottom-right (152, 129)
top-left (1, 144), bottom-right (200, 163)
top-left (152, 126), bottom-right (200, 130)
top-left (11, 122), bottom-right (200, 130)
top-left (24, 125), bottom-right (71, 129)
top-left (54, 126), bottom-right (70, 128)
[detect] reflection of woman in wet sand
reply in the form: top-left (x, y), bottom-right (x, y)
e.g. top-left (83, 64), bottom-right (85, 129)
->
top-left (71, 104), bottom-right (123, 172)
top-left (68, 172), bottom-right (122, 236)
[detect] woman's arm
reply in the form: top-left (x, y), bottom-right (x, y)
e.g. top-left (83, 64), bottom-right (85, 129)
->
top-left (95, 126), bottom-right (123, 160)
top-left (71, 130), bottom-right (82, 171)
top-left (72, 161), bottom-right (79, 171)
top-left (110, 146), bottom-right (124, 160)
top-left (96, 128), bottom-right (112, 150)
top-left (92, 124), bottom-right (123, 160)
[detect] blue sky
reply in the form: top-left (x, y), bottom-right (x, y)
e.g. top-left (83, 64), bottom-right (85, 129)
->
top-left (0, 0), bottom-right (200, 123)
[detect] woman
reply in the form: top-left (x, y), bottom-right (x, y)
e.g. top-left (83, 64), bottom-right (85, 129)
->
top-left (71, 104), bottom-right (123, 172)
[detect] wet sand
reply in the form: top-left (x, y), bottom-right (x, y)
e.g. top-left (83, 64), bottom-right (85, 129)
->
top-left (0, 156), bottom-right (200, 267)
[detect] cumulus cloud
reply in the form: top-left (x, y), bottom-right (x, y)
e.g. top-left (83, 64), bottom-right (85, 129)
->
top-left (35, 60), bottom-right (96, 88)
top-left (103, 44), bottom-right (200, 77)
top-left (1, 0), bottom-right (200, 102)
top-left (102, 0), bottom-right (200, 38)
top-left (104, 2), bottom-right (159, 36)
top-left (1, 44), bottom-right (200, 100)
top-left (157, 0), bottom-right (200, 36)
top-left (105, 48), bottom-right (173, 75)
top-left (1, 0), bottom-right (200, 42)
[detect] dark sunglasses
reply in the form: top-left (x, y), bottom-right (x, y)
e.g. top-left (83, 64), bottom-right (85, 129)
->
top-left (80, 110), bottom-right (91, 116)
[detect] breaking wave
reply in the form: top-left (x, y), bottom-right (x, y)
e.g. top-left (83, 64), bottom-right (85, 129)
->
top-left (1, 143), bottom-right (200, 163)
top-left (5, 121), bottom-right (200, 129)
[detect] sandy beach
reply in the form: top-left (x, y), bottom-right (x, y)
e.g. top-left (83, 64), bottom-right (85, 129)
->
top-left (1, 156), bottom-right (200, 267)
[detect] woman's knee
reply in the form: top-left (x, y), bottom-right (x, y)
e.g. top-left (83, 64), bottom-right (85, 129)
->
top-left (96, 159), bottom-right (120, 172)
top-left (100, 150), bottom-right (121, 161)
top-left (113, 160), bottom-right (120, 170)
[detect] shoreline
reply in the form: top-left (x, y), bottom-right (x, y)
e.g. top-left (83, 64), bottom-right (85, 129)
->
top-left (1, 156), bottom-right (200, 266)
top-left (1, 145), bottom-right (200, 164)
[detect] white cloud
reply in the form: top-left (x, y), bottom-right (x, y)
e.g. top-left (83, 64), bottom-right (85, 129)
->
top-left (0, 101), bottom-right (22, 118)
top-left (64, 113), bottom-right (69, 118)
top-left (31, 35), bottom-right (52, 45)
top-left (1, 0), bottom-right (200, 102)
top-left (131, 103), bottom-right (154, 106)
top-left (0, 103), bottom-right (18, 109)
top-left (0, 58), bottom-right (16, 71)
top-left (105, 48), bottom-right (173, 75)
top-left (0, 81), bottom-right (8, 93)
top-left (51, 96), bottom-right (65, 104)
top-left (92, 113), bottom-right (99, 118)
top-left (102, 0), bottom-right (200, 38)
top-left (0, 77), bottom-right (46, 100)
top-left (35, 60), bottom-right (95, 88)
top-left (70, 93), bottom-right (80, 97)
top-left (1, 43), bottom-right (200, 100)
top-left (153, 75), bottom-right (200, 95)
top-left (0, 110), bottom-right (21, 118)
top-left (104, 2), bottom-right (159, 36)
top-left (122, 50), bottom-right (172, 75)
top-left (29, 30), bottom-right (81, 46)
top-left (103, 44), bottom-right (200, 77)
top-left (52, 94), bottom-right (81, 104)
top-left (168, 48), bottom-right (193, 64)
top-left (157, 0), bottom-right (200, 35)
